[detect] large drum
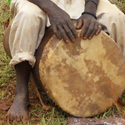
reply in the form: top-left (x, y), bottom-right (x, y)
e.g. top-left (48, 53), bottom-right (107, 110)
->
top-left (4, 24), bottom-right (125, 117)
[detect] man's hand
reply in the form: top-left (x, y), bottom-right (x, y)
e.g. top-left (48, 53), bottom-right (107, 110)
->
top-left (76, 14), bottom-right (101, 40)
top-left (48, 7), bottom-right (77, 42)
top-left (29, 0), bottom-right (100, 41)
top-left (28, 0), bottom-right (77, 42)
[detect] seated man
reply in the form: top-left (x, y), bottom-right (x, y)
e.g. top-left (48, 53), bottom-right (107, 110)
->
top-left (6, 0), bottom-right (125, 123)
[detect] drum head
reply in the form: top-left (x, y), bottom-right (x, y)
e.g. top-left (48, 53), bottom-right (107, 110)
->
top-left (39, 31), bottom-right (125, 117)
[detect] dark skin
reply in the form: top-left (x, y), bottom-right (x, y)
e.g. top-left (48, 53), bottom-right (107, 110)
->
top-left (6, 61), bottom-right (31, 122)
top-left (6, 0), bottom-right (101, 123)
top-left (76, 0), bottom-right (101, 40)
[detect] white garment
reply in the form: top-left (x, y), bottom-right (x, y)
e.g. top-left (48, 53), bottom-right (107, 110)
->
top-left (9, 0), bottom-right (125, 67)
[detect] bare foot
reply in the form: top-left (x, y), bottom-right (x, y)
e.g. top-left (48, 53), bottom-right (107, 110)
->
top-left (6, 94), bottom-right (29, 123)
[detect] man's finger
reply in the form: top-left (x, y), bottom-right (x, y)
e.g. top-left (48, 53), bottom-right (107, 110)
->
top-left (88, 23), bottom-right (98, 39)
top-left (52, 25), bottom-right (61, 40)
top-left (80, 20), bottom-right (90, 39)
top-left (84, 22), bottom-right (95, 39)
top-left (58, 26), bottom-right (69, 42)
top-left (63, 24), bottom-right (75, 42)
top-left (67, 21), bottom-right (77, 38)
top-left (96, 25), bottom-right (102, 35)
top-left (76, 18), bottom-right (83, 29)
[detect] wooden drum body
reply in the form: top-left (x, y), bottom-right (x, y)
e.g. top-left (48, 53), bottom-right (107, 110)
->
top-left (4, 24), bottom-right (125, 117)
top-left (33, 28), bottom-right (125, 117)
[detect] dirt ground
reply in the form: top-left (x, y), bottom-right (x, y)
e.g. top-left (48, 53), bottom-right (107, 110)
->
top-left (0, 0), bottom-right (125, 125)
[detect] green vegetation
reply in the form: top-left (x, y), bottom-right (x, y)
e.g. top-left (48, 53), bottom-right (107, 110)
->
top-left (110, 0), bottom-right (125, 13)
top-left (0, 0), bottom-right (125, 124)
top-left (0, 0), bottom-right (14, 86)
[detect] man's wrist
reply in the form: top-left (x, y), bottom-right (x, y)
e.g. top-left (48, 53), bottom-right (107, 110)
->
top-left (84, 0), bottom-right (99, 15)
top-left (85, 0), bottom-right (98, 8)
top-left (82, 12), bottom-right (97, 19)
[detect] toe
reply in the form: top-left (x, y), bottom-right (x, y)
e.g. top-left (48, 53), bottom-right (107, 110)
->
top-left (6, 113), bottom-right (10, 120)
top-left (11, 114), bottom-right (16, 121)
top-left (9, 114), bottom-right (14, 121)
top-left (16, 115), bottom-right (21, 122)
top-left (22, 113), bottom-right (29, 123)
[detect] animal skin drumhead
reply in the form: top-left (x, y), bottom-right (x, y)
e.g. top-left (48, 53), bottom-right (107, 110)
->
top-left (39, 31), bottom-right (125, 117)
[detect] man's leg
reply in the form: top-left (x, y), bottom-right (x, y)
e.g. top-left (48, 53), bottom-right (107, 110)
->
top-left (7, 61), bottom-right (31, 122)
top-left (7, 0), bottom-right (47, 122)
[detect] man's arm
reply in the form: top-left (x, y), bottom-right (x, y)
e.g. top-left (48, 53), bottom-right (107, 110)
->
top-left (28, 0), bottom-right (77, 42)
top-left (85, 0), bottom-right (99, 15)
top-left (76, 0), bottom-right (101, 40)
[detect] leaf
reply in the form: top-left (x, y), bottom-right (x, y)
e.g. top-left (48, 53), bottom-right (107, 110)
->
top-left (0, 101), bottom-right (11, 110)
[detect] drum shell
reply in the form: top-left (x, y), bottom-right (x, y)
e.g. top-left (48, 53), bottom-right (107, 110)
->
top-left (32, 30), bottom-right (125, 117)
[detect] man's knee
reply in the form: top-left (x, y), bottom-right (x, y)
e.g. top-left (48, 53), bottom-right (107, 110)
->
top-left (15, 0), bottom-right (46, 20)
top-left (18, 7), bottom-right (45, 20)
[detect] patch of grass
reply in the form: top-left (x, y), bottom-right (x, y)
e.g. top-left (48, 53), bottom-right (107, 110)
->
top-left (94, 103), bottom-right (125, 119)
top-left (110, 0), bottom-right (125, 13)
top-left (0, 0), bottom-right (14, 87)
